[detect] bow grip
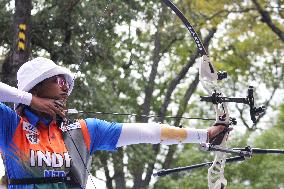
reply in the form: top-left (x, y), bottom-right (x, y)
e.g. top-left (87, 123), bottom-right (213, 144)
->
top-left (209, 128), bottom-right (229, 146)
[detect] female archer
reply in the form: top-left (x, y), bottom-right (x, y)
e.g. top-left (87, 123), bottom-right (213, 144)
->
top-left (0, 57), bottom-right (225, 189)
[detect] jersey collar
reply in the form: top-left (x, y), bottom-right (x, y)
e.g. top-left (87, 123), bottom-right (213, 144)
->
top-left (23, 106), bottom-right (52, 126)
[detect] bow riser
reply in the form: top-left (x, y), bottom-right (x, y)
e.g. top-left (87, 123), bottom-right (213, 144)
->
top-left (208, 132), bottom-right (230, 189)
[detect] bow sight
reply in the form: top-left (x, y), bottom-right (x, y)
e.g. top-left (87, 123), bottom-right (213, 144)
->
top-left (200, 85), bottom-right (266, 124)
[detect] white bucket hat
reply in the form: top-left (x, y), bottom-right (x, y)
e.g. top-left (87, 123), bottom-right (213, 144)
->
top-left (17, 57), bottom-right (75, 95)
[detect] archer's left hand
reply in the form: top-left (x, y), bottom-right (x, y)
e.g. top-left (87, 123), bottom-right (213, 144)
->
top-left (207, 125), bottom-right (231, 142)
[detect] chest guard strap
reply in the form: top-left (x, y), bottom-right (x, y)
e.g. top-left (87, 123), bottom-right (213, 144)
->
top-left (62, 120), bottom-right (92, 189)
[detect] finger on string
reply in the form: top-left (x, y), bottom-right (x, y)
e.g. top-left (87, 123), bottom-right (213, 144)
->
top-left (47, 104), bottom-right (61, 119)
top-left (52, 106), bottom-right (65, 119)
top-left (54, 100), bottom-right (64, 108)
top-left (54, 104), bottom-right (65, 114)
top-left (51, 100), bottom-right (65, 113)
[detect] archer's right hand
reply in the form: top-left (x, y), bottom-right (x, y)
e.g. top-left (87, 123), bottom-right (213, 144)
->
top-left (30, 96), bottom-right (66, 120)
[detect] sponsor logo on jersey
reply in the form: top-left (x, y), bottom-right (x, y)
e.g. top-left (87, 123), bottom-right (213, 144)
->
top-left (59, 122), bottom-right (81, 132)
top-left (44, 170), bottom-right (66, 177)
top-left (23, 121), bottom-right (40, 144)
top-left (30, 150), bottom-right (72, 168)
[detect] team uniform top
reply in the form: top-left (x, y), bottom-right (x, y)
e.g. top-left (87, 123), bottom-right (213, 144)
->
top-left (0, 102), bottom-right (122, 189)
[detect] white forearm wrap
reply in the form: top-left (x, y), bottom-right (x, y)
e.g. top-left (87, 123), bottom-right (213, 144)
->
top-left (0, 82), bottom-right (32, 105)
top-left (116, 123), bottom-right (208, 147)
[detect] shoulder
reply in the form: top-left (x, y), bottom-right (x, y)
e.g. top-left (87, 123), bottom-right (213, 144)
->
top-left (0, 102), bottom-right (10, 110)
top-left (84, 118), bottom-right (122, 129)
top-left (0, 102), bottom-right (18, 117)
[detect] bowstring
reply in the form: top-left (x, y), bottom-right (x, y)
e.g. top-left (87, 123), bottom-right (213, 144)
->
top-left (66, 1), bottom-right (112, 188)
top-left (76, 0), bottom-right (112, 76)
top-left (68, 109), bottom-right (215, 121)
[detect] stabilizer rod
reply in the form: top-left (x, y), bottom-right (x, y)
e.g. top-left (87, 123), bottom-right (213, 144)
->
top-left (153, 156), bottom-right (245, 177)
top-left (233, 148), bottom-right (284, 154)
top-left (153, 146), bottom-right (284, 177)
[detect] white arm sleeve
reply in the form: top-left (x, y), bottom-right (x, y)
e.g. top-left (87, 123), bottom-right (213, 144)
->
top-left (0, 82), bottom-right (32, 105)
top-left (116, 123), bottom-right (208, 147)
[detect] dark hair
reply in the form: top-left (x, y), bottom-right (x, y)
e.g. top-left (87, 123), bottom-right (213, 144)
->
top-left (16, 104), bottom-right (25, 116)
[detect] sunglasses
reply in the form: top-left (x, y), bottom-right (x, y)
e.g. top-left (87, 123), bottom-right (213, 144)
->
top-left (53, 75), bottom-right (70, 89)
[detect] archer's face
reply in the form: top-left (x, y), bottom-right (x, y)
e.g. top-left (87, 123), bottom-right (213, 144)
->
top-left (31, 75), bottom-right (70, 104)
